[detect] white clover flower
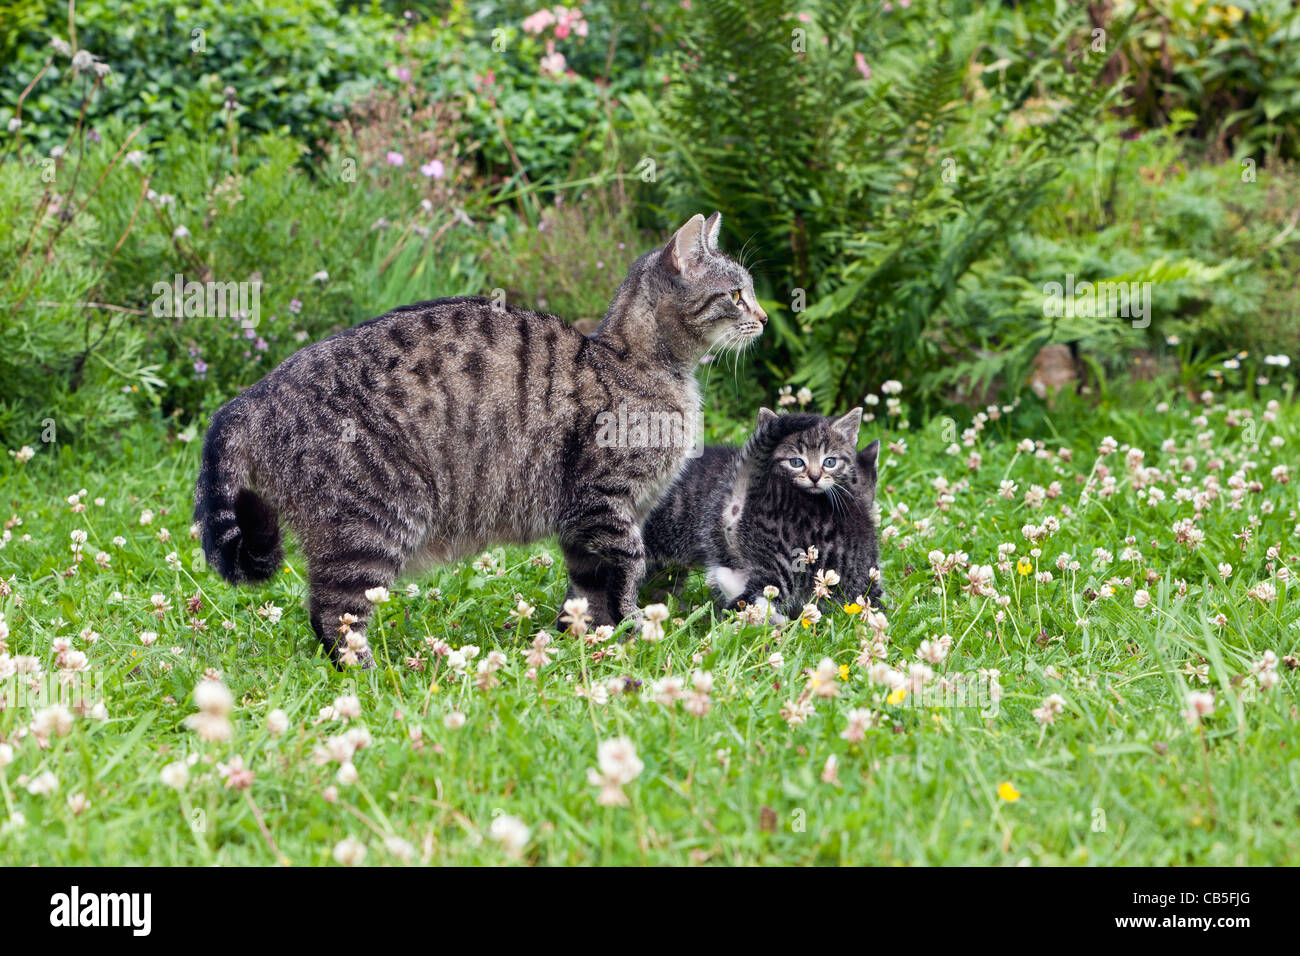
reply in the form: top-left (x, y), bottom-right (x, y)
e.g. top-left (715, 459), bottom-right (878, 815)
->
top-left (333, 695), bottom-right (362, 720)
top-left (1182, 690), bottom-right (1215, 724)
top-left (489, 813), bottom-right (531, 856)
top-left (333, 836), bottom-right (367, 866)
top-left (266, 708), bottom-right (289, 736)
top-left (32, 704), bottom-right (74, 738)
top-left (26, 771), bottom-right (59, 797)
top-left (193, 679), bottom-right (232, 716)
top-left (160, 761), bottom-right (189, 789)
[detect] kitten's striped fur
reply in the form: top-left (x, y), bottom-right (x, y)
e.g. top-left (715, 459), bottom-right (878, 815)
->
top-left (195, 213), bottom-right (766, 666)
top-left (643, 409), bottom-right (882, 620)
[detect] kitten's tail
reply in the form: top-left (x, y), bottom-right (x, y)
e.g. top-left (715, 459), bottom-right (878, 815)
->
top-left (194, 404), bottom-right (282, 584)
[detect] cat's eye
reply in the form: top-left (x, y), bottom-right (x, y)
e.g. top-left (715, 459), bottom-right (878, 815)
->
top-left (823, 457), bottom-right (837, 468)
top-left (729, 289), bottom-right (742, 305)
top-left (788, 457), bottom-right (805, 468)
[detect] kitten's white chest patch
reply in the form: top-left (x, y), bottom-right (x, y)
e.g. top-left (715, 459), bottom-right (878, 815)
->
top-left (708, 565), bottom-right (749, 600)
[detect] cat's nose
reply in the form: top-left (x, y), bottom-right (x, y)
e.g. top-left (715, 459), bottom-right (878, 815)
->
top-left (755, 306), bottom-right (768, 325)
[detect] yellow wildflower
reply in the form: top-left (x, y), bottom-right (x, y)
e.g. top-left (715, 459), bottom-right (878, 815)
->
top-left (997, 781), bottom-right (1021, 802)
top-left (1017, 557), bottom-right (1032, 576)
top-left (887, 686), bottom-right (907, 706)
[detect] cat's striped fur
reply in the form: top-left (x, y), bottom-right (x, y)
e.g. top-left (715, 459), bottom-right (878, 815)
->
top-left (643, 409), bottom-right (881, 621)
top-left (195, 213), bottom-right (766, 666)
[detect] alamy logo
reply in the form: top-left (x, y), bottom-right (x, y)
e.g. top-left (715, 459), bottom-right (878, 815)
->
top-left (152, 273), bottom-right (261, 327)
top-left (49, 886), bottom-right (152, 936)
top-left (1042, 273), bottom-right (1151, 328)
top-left (595, 403), bottom-right (703, 458)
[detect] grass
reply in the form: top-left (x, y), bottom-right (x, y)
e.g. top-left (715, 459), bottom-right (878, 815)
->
top-left (0, 380), bottom-right (1296, 866)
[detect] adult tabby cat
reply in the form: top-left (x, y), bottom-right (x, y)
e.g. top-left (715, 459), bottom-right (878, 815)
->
top-left (194, 213), bottom-right (766, 666)
top-left (642, 408), bottom-right (881, 622)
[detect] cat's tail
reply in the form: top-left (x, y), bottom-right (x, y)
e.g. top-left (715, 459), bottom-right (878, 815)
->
top-left (194, 403), bottom-right (282, 584)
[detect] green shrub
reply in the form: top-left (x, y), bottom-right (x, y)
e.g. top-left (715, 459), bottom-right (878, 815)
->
top-left (484, 186), bottom-right (650, 322)
top-left (0, 90), bottom-right (486, 450)
top-left (1, 0), bottom-right (402, 155)
top-left (0, 149), bottom-right (159, 448)
top-left (402, 1), bottom-right (679, 190)
top-left (1118, 0), bottom-right (1300, 161)
top-left (629, 0), bottom-right (1127, 409)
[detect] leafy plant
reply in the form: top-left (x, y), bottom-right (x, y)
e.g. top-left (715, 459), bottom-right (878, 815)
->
top-left (1, 0), bottom-right (403, 156)
top-left (629, 0), bottom-right (1129, 409)
top-left (1116, 0), bottom-right (1300, 160)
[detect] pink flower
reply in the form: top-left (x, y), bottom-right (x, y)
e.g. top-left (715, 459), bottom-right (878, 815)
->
top-left (385, 151), bottom-right (405, 166)
top-left (522, 10), bottom-right (556, 34)
top-left (539, 50), bottom-right (567, 78)
top-left (420, 159), bottom-right (445, 179)
top-left (854, 52), bottom-right (872, 81)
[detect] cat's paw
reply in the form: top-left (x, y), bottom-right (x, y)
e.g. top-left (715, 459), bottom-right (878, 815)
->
top-left (751, 595), bottom-right (787, 625)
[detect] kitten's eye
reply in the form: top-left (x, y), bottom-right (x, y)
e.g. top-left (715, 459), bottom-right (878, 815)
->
top-left (729, 289), bottom-right (742, 305)
top-left (823, 457), bottom-right (837, 468)
top-left (789, 457), bottom-right (805, 468)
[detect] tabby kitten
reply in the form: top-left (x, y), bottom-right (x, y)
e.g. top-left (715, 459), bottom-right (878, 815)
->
top-left (642, 408), bottom-right (881, 622)
top-left (195, 213), bottom-right (766, 666)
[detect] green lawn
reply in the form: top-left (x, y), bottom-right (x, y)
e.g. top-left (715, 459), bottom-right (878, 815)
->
top-left (1, 383), bottom-right (1296, 865)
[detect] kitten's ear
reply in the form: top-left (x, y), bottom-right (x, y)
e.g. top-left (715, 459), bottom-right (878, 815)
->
top-left (831, 407), bottom-right (863, 443)
top-left (703, 211), bottom-right (723, 252)
top-left (756, 406), bottom-right (778, 428)
top-left (856, 439), bottom-right (880, 481)
top-left (661, 214), bottom-right (709, 278)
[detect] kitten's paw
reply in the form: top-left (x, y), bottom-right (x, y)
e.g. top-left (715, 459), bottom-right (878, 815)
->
top-left (736, 595), bottom-right (786, 625)
top-left (752, 595), bottom-right (787, 625)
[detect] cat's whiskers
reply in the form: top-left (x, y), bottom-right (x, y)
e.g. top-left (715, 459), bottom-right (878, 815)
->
top-left (700, 327), bottom-right (739, 394)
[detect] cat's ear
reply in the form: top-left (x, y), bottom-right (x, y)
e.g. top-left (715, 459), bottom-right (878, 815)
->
top-left (662, 214), bottom-right (710, 278)
top-left (856, 439), bottom-right (880, 482)
top-left (756, 406), bottom-right (778, 428)
top-left (830, 407), bottom-right (863, 444)
top-left (703, 211), bottom-right (723, 252)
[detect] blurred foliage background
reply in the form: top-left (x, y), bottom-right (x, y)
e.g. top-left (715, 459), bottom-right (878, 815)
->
top-left (1, 0), bottom-right (1297, 449)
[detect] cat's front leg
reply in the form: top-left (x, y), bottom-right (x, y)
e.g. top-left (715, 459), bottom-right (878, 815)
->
top-left (559, 512), bottom-right (646, 629)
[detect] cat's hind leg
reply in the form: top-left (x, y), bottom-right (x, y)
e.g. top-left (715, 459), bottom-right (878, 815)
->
top-left (306, 542), bottom-right (404, 670)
